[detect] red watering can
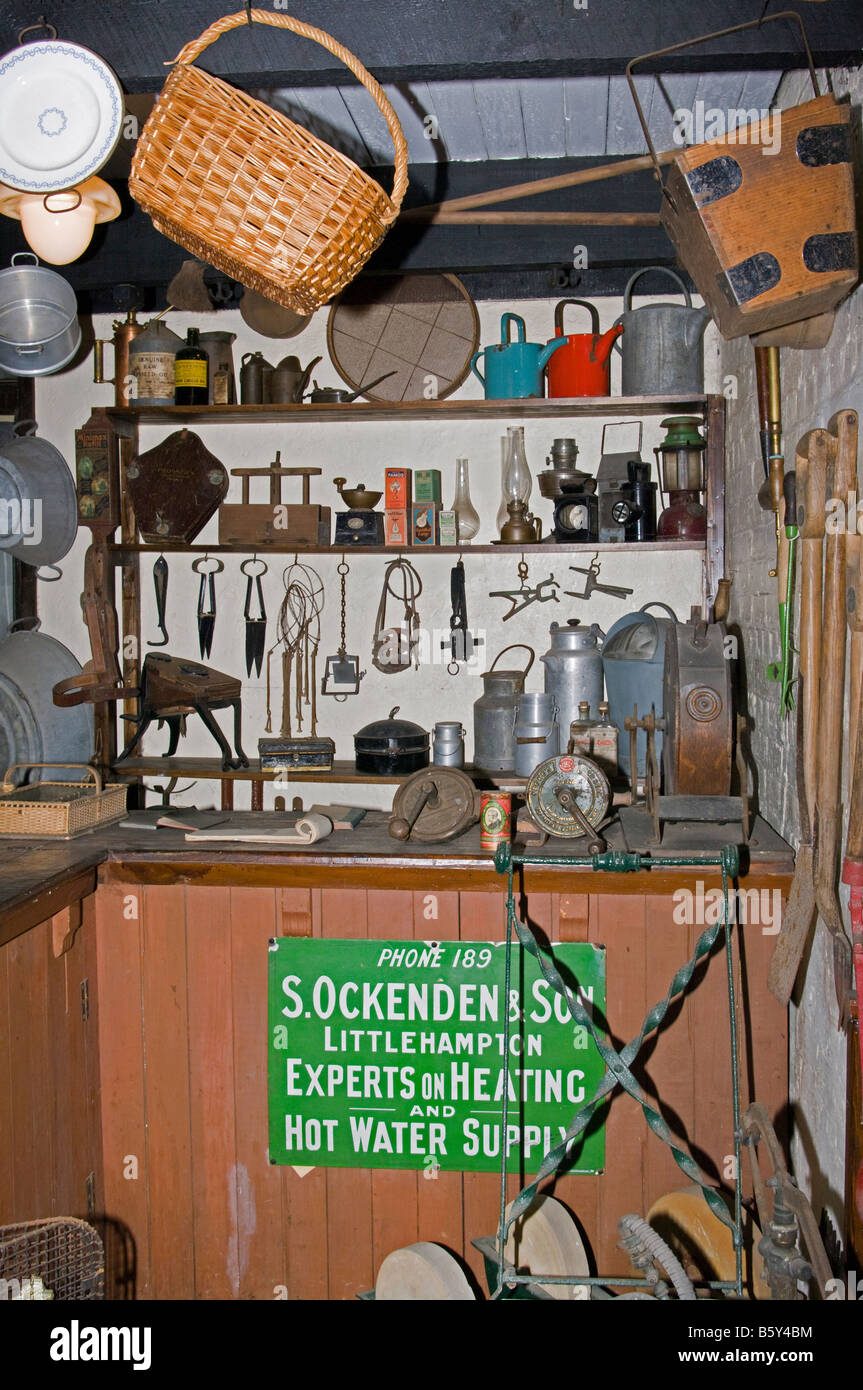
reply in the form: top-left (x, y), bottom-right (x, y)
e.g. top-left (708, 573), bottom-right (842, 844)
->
top-left (546, 299), bottom-right (622, 398)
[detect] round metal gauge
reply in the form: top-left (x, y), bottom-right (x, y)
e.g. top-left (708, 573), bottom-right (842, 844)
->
top-left (526, 754), bottom-right (611, 839)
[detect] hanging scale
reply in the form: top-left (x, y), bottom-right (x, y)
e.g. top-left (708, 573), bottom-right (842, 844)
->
top-left (321, 557), bottom-right (366, 699)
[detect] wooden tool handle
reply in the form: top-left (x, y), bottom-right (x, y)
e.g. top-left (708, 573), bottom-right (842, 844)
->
top-left (815, 414), bottom-right (856, 932)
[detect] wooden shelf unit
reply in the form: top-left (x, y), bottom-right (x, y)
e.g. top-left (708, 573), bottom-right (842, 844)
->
top-left (88, 393), bottom-right (725, 805)
top-left (107, 538), bottom-right (704, 558)
top-left (107, 393), bottom-right (707, 427)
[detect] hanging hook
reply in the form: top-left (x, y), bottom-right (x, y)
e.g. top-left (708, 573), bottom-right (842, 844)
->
top-left (191, 554), bottom-right (224, 576)
top-left (17, 17), bottom-right (57, 43)
top-left (245, 1), bottom-right (253, 24)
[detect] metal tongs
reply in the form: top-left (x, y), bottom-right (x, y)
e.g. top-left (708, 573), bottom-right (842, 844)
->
top-left (565, 556), bottom-right (633, 602)
top-left (489, 557), bottom-right (560, 621)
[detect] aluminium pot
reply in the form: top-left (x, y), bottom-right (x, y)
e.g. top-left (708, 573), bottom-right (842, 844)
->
top-left (354, 706), bottom-right (429, 775)
top-left (0, 619), bottom-right (93, 781)
top-left (0, 420), bottom-right (77, 566)
top-left (0, 253), bottom-right (81, 377)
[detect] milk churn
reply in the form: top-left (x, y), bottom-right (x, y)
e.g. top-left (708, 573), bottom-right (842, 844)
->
top-left (513, 691), bottom-right (559, 778)
top-left (433, 721), bottom-right (465, 767)
top-left (540, 619), bottom-right (604, 737)
top-left (473, 644), bottom-right (535, 773)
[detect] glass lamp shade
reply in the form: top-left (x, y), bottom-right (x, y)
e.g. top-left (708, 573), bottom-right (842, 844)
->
top-left (502, 425), bottom-right (532, 507)
top-left (0, 176), bottom-right (120, 265)
top-left (451, 458), bottom-right (480, 542)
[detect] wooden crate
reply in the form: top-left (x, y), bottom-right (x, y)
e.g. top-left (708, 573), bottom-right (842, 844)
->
top-left (662, 95), bottom-right (857, 339)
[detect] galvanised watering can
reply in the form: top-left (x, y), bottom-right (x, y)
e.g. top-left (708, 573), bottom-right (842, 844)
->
top-left (471, 313), bottom-right (566, 400)
top-left (546, 299), bottom-right (622, 398)
top-left (613, 267), bottom-right (710, 396)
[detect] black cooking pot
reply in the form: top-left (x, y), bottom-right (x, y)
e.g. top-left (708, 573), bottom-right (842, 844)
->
top-left (354, 706), bottom-right (429, 775)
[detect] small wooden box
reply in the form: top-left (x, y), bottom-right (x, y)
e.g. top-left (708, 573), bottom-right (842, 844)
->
top-left (661, 94), bottom-right (857, 339)
top-left (219, 503), bottom-right (330, 548)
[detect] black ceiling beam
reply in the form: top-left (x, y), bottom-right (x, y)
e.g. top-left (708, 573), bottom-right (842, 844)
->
top-left (0, 1), bottom-right (859, 90)
top-left (0, 156), bottom-right (671, 308)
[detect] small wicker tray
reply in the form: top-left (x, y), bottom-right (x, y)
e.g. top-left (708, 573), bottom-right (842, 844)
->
top-left (0, 764), bottom-right (127, 839)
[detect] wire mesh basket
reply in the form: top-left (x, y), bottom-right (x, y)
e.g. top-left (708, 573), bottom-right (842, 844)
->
top-left (0, 1218), bottom-right (104, 1300)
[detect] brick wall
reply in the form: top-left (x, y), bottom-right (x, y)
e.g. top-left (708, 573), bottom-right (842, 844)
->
top-left (720, 65), bottom-right (862, 1249)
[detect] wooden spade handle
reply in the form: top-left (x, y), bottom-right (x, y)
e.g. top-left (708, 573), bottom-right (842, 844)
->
top-left (797, 434), bottom-right (828, 825)
top-left (816, 411), bottom-right (858, 928)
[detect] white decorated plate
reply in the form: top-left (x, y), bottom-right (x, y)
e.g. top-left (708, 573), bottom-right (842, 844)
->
top-left (0, 41), bottom-right (123, 192)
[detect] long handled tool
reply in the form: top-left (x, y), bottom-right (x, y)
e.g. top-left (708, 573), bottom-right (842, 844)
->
top-left (816, 410), bottom-right (858, 1020)
top-left (768, 432), bottom-right (828, 1006)
top-left (841, 648), bottom-right (863, 1257)
top-left (767, 471), bottom-right (797, 713)
top-left (756, 347), bottom-right (794, 703)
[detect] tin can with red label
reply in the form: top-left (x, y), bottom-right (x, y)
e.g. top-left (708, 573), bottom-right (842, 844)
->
top-left (480, 792), bottom-right (511, 850)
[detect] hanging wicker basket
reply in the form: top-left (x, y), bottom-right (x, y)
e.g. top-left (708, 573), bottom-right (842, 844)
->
top-left (130, 9), bottom-right (408, 314)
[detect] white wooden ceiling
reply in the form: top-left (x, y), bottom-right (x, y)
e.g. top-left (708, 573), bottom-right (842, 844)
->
top-left (261, 71), bottom-right (782, 166)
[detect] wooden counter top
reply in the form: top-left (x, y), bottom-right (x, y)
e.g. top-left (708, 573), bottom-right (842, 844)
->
top-left (0, 812), bottom-right (794, 946)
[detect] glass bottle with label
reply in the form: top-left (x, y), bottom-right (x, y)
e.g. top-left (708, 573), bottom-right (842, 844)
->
top-left (174, 327), bottom-right (209, 405)
top-left (568, 701), bottom-right (594, 755)
top-left (591, 701), bottom-right (619, 777)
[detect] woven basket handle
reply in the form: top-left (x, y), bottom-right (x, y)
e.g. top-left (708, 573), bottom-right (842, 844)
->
top-left (2, 762), bottom-right (103, 791)
top-left (170, 8), bottom-right (408, 224)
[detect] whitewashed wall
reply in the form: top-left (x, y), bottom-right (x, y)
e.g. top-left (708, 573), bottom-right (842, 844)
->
top-left (33, 294), bottom-right (719, 809)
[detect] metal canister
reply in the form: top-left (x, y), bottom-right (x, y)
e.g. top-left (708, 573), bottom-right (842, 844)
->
top-left (473, 644), bottom-right (535, 774)
top-left (513, 691), bottom-right (559, 778)
top-left (433, 721), bottom-right (465, 767)
top-left (480, 792), bottom-right (511, 851)
top-left (93, 309), bottom-right (143, 407)
top-left (127, 319), bottom-right (183, 406)
top-left (239, 351), bottom-right (274, 405)
top-left (540, 619), bottom-right (604, 736)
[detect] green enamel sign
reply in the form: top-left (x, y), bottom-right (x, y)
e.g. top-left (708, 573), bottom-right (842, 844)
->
top-left (267, 938), bottom-right (606, 1174)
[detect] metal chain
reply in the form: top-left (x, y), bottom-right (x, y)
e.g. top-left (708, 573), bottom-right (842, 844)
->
top-left (338, 557), bottom-right (348, 656)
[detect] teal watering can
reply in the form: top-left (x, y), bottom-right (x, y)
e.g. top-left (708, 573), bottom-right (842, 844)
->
top-left (471, 313), bottom-right (566, 400)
